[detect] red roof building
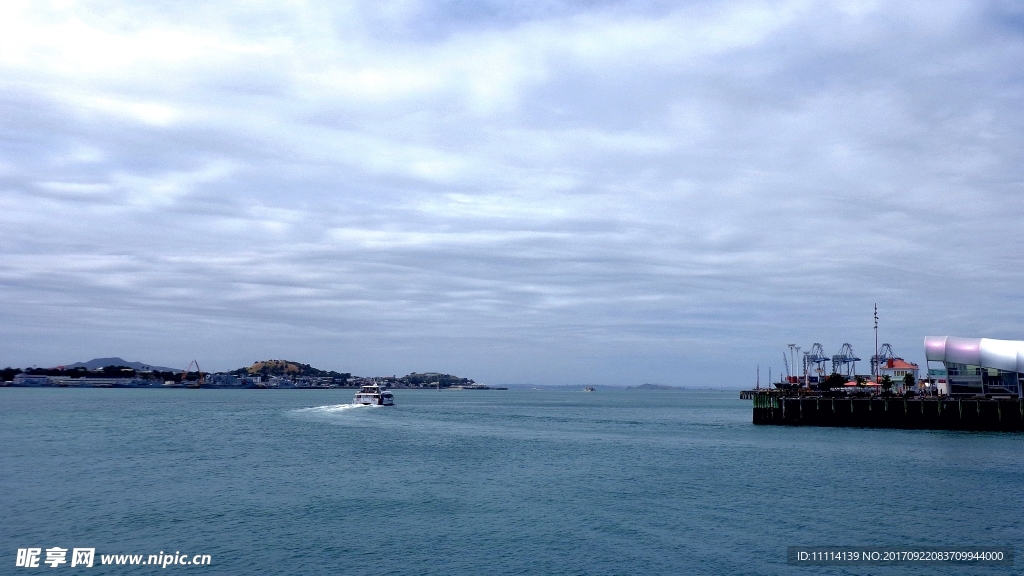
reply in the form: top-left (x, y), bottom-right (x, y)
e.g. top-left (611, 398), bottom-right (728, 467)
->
top-left (878, 358), bottom-right (919, 382)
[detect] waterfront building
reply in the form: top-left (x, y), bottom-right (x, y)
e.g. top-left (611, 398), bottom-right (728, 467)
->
top-left (924, 336), bottom-right (1024, 397)
top-left (876, 358), bottom-right (919, 383)
top-left (12, 374), bottom-right (52, 386)
top-left (10, 374), bottom-right (147, 387)
top-left (926, 367), bottom-right (949, 395)
top-left (206, 374), bottom-right (241, 387)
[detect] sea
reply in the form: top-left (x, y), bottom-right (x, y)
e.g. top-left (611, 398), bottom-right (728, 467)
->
top-left (1, 388), bottom-right (1021, 575)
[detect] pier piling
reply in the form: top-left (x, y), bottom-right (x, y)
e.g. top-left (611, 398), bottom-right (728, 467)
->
top-left (748, 392), bottom-right (1024, 431)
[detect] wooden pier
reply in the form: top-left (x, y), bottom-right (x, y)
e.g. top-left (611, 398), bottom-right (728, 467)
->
top-left (739, 389), bottom-right (778, 400)
top-left (750, 393), bottom-right (1024, 431)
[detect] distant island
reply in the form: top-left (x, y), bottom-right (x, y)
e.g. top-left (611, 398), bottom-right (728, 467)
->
top-left (0, 358), bottom-right (498, 390)
top-left (625, 383), bottom-right (683, 390)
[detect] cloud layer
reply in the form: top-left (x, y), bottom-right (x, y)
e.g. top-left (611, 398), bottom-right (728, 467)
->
top-left (1, 0), bottom-right (1023, 384)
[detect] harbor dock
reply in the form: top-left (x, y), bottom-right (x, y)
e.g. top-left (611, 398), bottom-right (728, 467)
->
top-left (750, 393), bottom-right (1024, 431)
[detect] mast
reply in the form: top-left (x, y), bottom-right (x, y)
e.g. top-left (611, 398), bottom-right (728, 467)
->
top-left (873, 303), bottom-right (878, 382)
top-left (787, 344), bottom-right (796, 383)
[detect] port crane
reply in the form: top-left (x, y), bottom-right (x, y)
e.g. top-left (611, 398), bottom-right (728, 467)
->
top-left (803, 343), bottom-right (829, 385)
top-left (870, 343), bottom-right (896, 375)
top-left (831, 343), bottom-right (860, 378)
top-left (182, 360), bottom-right (204, 389)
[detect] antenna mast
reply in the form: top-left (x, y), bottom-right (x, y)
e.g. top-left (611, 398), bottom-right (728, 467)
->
top-left (873, 304), bottom-right (878, 382)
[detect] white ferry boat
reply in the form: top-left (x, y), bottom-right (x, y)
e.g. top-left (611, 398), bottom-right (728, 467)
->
top-left (353, 383), bottom-right (394, 406)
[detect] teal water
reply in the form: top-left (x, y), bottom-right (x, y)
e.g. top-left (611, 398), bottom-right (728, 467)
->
top-left (1, 388), bottom-right (1021, 575)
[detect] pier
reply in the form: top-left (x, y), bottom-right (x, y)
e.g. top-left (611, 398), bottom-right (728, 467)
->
top-left (750, 393), bottom-right (1024, 431)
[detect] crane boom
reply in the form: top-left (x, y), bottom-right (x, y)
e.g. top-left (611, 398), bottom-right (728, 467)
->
top-left (183, 359), bottom-right (204, 388)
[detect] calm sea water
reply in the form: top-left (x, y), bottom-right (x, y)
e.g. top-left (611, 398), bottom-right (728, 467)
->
top-left (1, 388), bottom-right (1021, 575)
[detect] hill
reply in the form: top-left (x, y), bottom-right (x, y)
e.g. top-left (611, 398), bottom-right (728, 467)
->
top-left (231, 360), bottom-right (350, 380)
top-left (65, 357), bottom-right (181, 372)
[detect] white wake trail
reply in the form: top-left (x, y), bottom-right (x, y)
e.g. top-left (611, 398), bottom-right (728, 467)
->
top-left (294, 403), bottom-right (375, 414)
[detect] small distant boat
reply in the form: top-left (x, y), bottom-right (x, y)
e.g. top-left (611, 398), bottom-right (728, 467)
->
top-left (583, 387), bottom-right (596, 392)
top-left (353, 382), bottom-right (394, 406)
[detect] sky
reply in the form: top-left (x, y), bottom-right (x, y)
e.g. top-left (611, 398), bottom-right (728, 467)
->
top-left (1, 0), bottom-right (1023, 386)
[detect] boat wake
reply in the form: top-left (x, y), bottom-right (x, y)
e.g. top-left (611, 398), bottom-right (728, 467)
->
top-left (294, 403), bottom-right (376, 414)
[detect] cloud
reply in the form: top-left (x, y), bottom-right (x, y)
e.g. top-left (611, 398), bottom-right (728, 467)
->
top-left (0, 0), bottom-right (1022, 384)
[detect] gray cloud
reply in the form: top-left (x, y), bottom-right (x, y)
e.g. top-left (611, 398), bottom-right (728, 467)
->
top-left (1, 0), bottom-right (1023, 384)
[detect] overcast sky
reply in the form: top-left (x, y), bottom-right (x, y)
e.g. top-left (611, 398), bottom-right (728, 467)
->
top-left (1, 0), bottom-right (1022, 385)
